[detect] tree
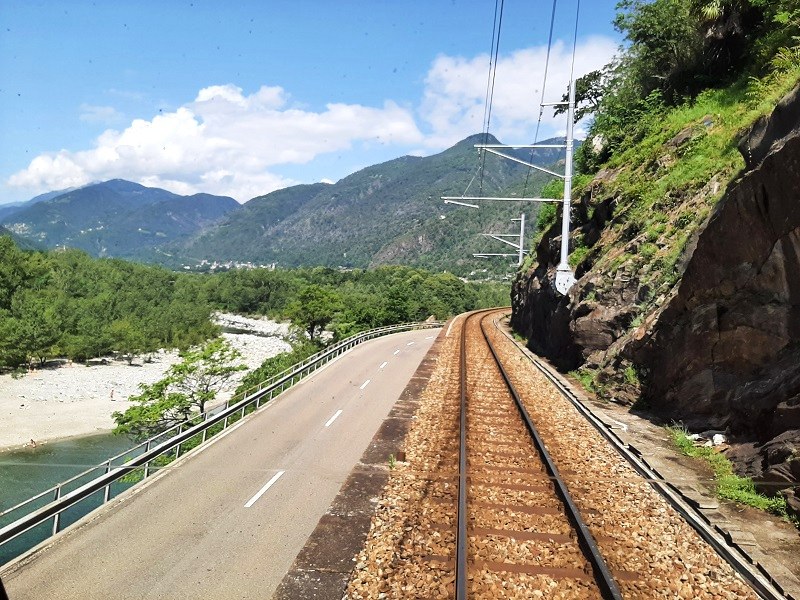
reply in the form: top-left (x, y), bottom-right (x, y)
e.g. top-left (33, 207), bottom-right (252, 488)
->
top-left (7, 289), bottom-right (63, 366)
top-left (554, 68), bottom-right (612, 123)
top-left (285, 285), bottom-right (340, 342)
top-left (108, 319), bottom-right (148, 364)
top-left (113, 338), bottom-right (246, 439)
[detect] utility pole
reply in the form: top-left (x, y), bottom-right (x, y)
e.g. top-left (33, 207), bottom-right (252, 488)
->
top-left (554, 79), bottom-right (577, 295)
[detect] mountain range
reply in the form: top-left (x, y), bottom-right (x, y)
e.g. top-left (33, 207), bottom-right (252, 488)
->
top-left (1, 180), bottom-right (238, 258)
top-left (3, 135), bottom-right (567, 275)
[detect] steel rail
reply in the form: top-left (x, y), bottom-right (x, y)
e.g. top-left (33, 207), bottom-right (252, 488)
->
top-left (0, 321), bottom-right (441, 564)
top-left (492, 316), bottom-right (793, 600)
top-left (455, 311), bottom-right (470, 600)
top-left (479, 312), bottom-right (623, 600)
top-left (454, 309), bottom-right (501, 599)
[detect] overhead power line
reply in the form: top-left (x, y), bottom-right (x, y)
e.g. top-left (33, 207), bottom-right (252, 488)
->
top-left (478, 0), bottom-right (505, 197)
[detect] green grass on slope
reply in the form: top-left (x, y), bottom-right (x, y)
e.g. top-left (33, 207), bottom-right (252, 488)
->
top-left (564, 70), bottom-right (800, 312)
top-left (667, 426), bottom-right (794, 522)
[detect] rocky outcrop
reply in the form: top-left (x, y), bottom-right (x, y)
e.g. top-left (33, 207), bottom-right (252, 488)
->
top-left (512, 83), bottom-right (800, 491)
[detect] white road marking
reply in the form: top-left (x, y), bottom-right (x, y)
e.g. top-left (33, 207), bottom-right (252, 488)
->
top-left (244, 470), bottom-right (286, 508)
top-left (407, 341), bottom-right (415, 346)
top-left (393, 350), bottom-right (400, 356)
top-left (425, 335), bottom-right (434, 340)
top-left (360, 379), bottom-right (371, 390)
top-left (379, 361), bottom-right (388, 369)
top-left (325, 409), bottom-right (343, 427)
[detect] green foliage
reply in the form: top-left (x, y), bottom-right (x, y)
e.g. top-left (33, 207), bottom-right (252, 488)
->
top-left (567, 245), bottom-right (589, 270)
top-left (205, 268), bottom-right (298, 315)
top-left (569, 367), bottom-right (600, 394)
top-left (555, 68), bottom-right (613, 122)
top-left (667, 426), bottom-right (789, 517)
top-left (579, 0), bottom-right (800, 175)
top-left (531, 179), bottom-right (563, 246)
top-left (235, 340), bottom-right (321, 398)
top-left (286, 285), bottom-right (341, 342)
top-left (575, 72), bottom-right (795, 299)
top-left (0, 233), bottom-right (507, 370)
top-left (623, 364), bottom-right (640, 385)
top-left (0, 241), bottom-right (222, 368)
top-left (535, 202), bottom-right (558, 236)
top-left (113, 338), bottom-right (246, 439)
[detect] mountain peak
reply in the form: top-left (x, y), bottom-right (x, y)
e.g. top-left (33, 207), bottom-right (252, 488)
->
top-left (457, 133), bottom-right (502, 147)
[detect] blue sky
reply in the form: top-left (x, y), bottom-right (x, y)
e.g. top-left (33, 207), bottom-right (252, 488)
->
top-left (0, 1), bottom-right (622, 204)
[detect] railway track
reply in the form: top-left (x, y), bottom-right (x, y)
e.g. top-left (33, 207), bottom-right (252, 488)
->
top-left (347, 310), bottom-right (776, 599)
top-left (455, 309), bottom-right (622, 598)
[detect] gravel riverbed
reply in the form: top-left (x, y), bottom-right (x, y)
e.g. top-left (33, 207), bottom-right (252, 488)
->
top-left (0, 313), bottom-right (291, 451)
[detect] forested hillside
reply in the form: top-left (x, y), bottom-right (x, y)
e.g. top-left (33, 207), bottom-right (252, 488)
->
top-left (1, 180), bottom-right (239, 259)
top-left (0, 235), bottom-right (506, 370)
top-left (512, 0), bottom-right (800, 510)
top-left (170, 134), bottom-right (561, 277)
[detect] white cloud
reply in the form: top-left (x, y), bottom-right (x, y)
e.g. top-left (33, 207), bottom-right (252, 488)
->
top-left (419, 35), bottom-right (618, 147)
top-left (79, 104), bottom-right (125, 125)
top-left (7, 38), bottom-right (616, 203)
top-left (9, 84), bottom-right (424, 202)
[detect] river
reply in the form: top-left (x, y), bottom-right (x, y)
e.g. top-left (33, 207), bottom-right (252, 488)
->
top-left (0, 432), bottom-right (135, 565)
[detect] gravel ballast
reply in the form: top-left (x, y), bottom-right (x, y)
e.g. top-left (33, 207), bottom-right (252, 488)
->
top-left (346, 311), bottom-right (761, 599)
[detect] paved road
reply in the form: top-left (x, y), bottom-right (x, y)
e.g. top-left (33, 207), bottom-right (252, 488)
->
top-left (1, 329), bottom-right (438, 600)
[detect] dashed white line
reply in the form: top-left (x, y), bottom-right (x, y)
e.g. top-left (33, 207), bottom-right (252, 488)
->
top-left (244, 470), bottom-right (286, 508)
top-left (325, 409), bottom-right (343, 427)
top-left (379, 361), bottom-right (388, 370)
top-left (360, 379), bottom-right (371, 390)
top-left (393, 350), bottom-right (400, 356)
top-left (407, 341), bottom-right (415, 346)
top-left (425, 335), bottom-right (434, 340)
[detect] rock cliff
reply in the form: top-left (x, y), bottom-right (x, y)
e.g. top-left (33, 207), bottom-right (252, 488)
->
top-left (511, 84), bottom-right (800, 500)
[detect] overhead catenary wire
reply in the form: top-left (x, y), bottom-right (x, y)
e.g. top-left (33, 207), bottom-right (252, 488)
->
top-left (478, 0), bottom-right (505, 197)
top-left (522, 0), bottom-right (560, 198)
top-left (570, 0), bottom-right (582, 86)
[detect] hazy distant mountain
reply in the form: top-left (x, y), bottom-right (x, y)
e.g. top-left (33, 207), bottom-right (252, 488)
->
top-left (172, 134), bottom-right (565, 275)
top-left (0, 187), bottom-right (77, 221)
top-left (2, 180), bottom-right (239, 258)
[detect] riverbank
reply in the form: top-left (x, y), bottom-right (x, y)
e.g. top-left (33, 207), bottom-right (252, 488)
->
top-left (0, 314), bottom-right (292, 451)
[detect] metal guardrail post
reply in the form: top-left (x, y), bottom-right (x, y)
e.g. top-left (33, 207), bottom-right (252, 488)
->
top-left (51, 486), bottom-right (61, 536)
top-left (175, 425), bottom-right (183, 459)
top-left (103, 461), bottom-right (112, 503)
top-left (143, 440), bottom-right (152, 479)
